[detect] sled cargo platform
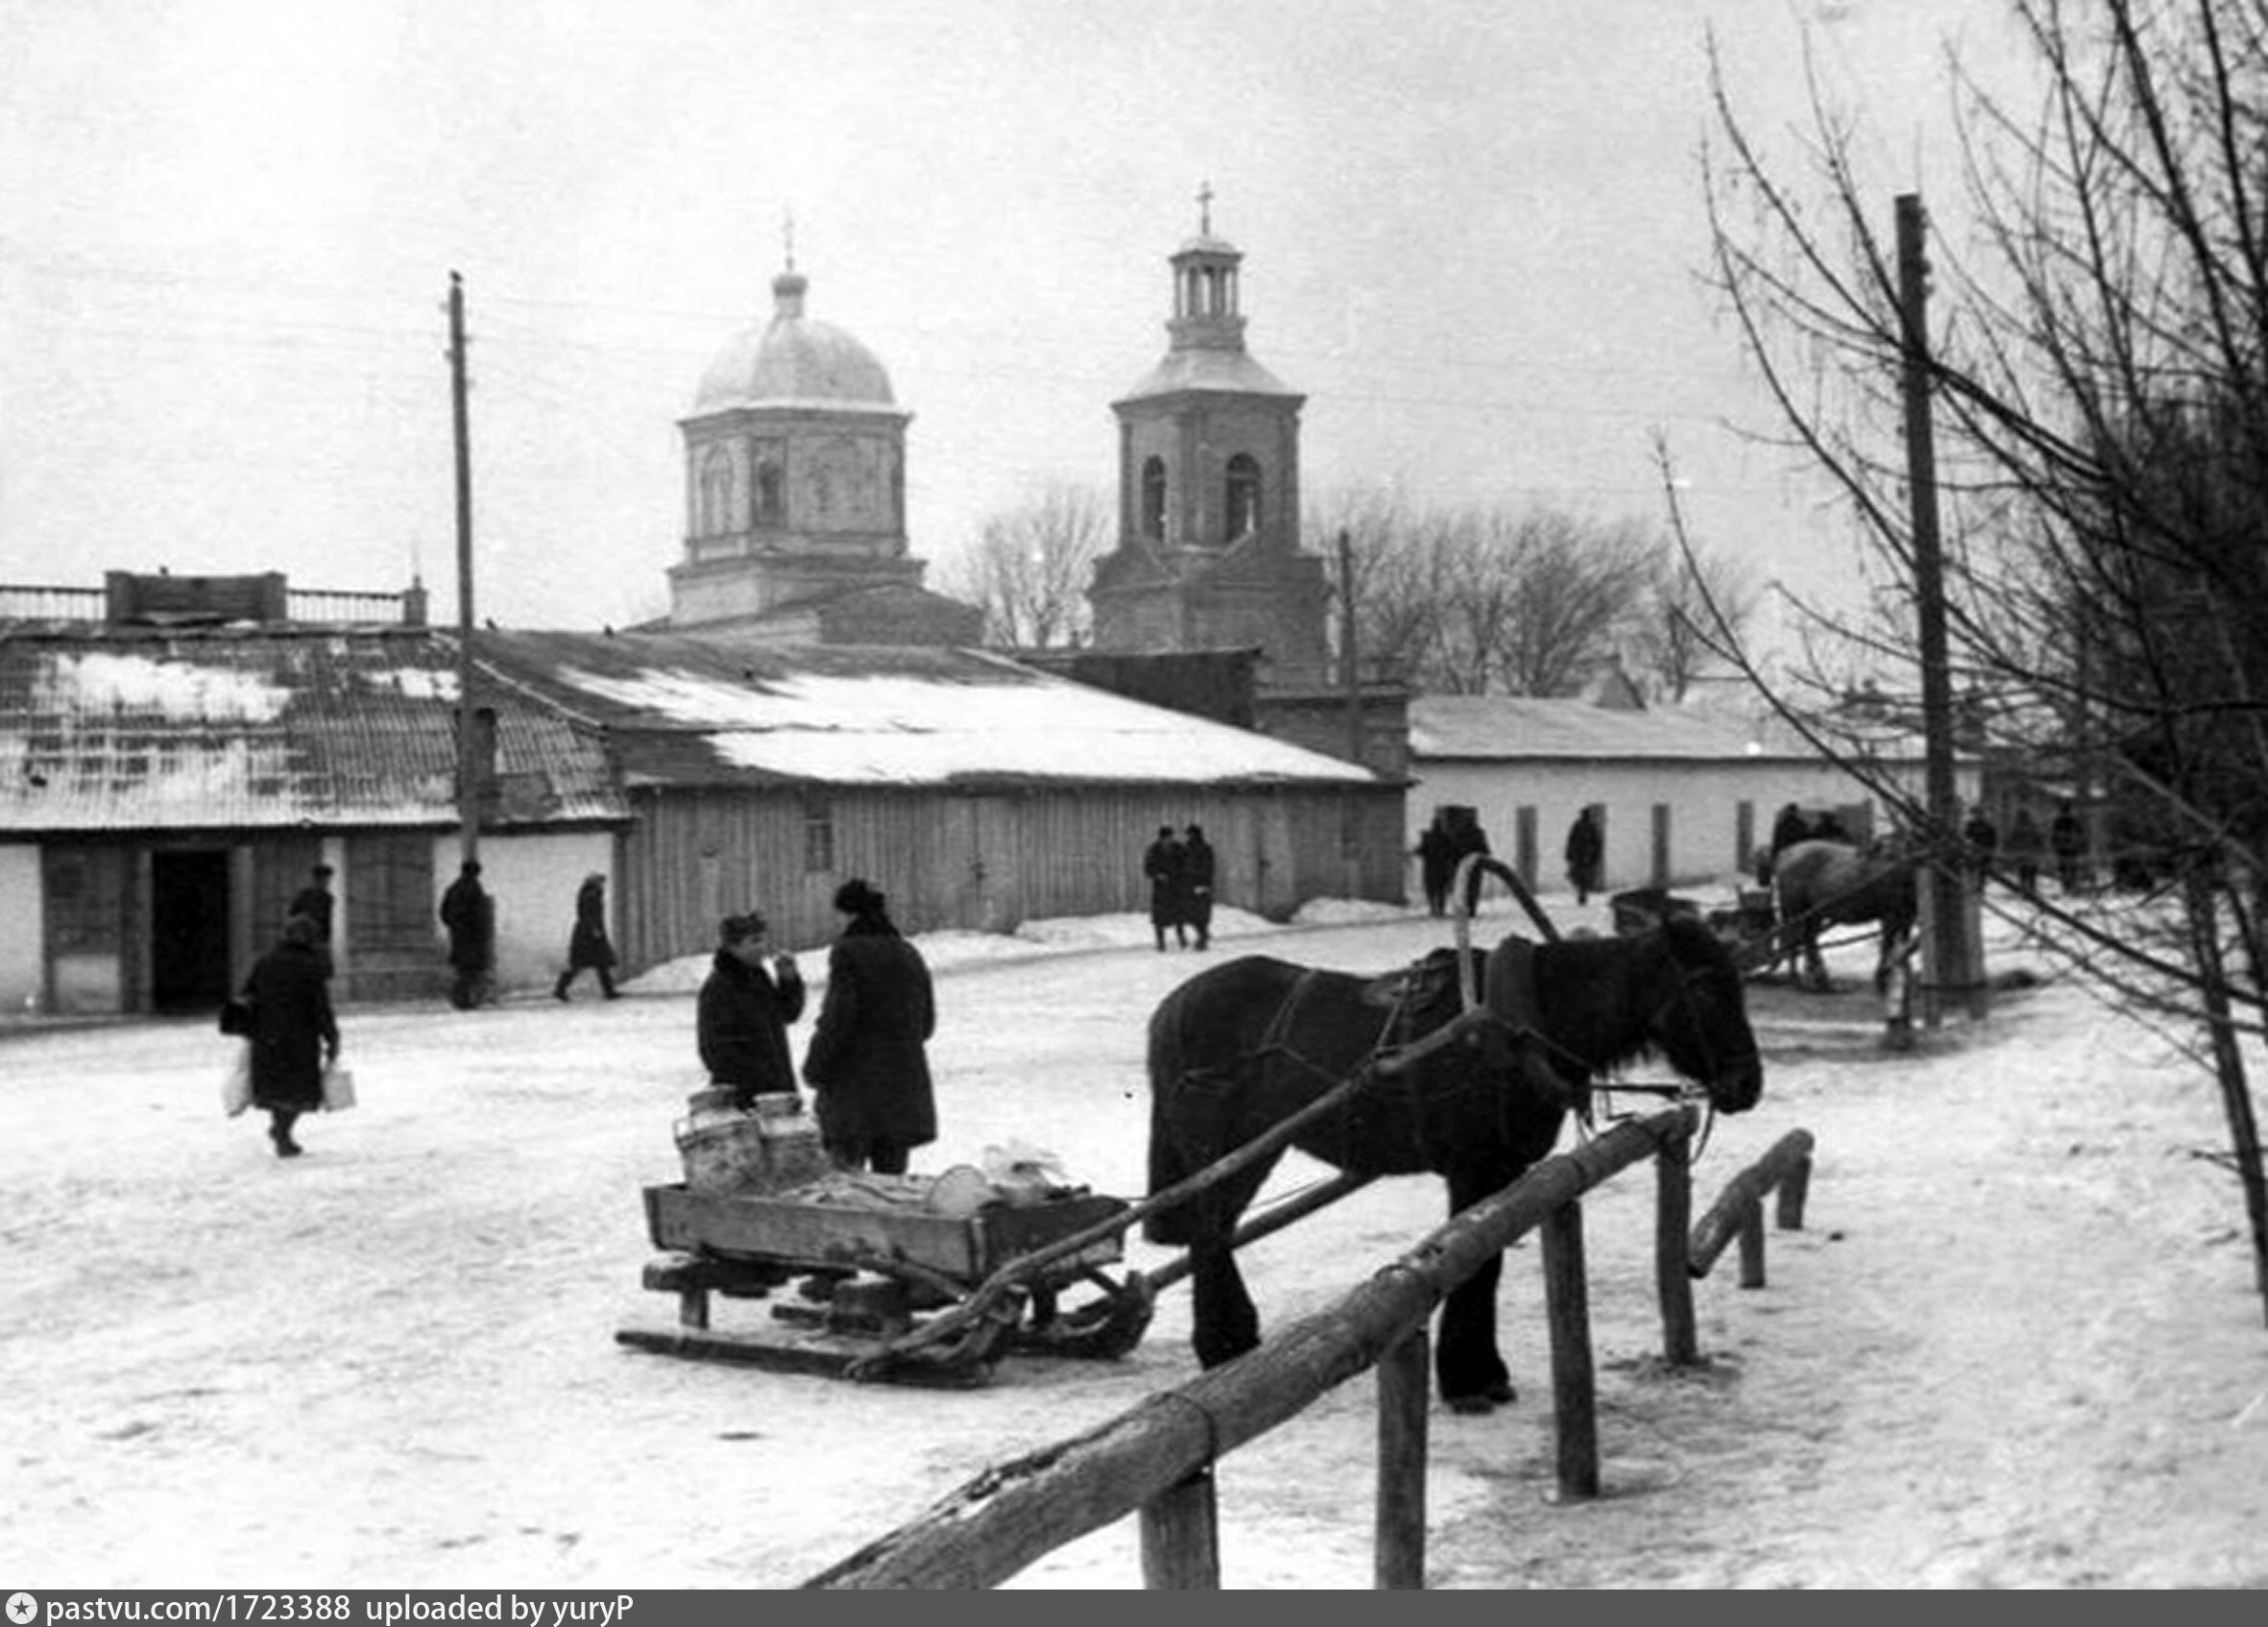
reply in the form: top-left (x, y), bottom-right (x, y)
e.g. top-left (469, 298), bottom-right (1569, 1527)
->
top-left (615, 1176), bottom-right (1153, 1385)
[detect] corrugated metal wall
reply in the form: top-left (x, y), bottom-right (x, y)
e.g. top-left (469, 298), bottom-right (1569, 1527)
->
top-left (616, 782), bottom-right (1409, 972)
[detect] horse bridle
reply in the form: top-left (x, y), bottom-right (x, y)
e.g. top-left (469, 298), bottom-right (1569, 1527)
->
top-left (1580, 941), bottom-right (1757, 1158)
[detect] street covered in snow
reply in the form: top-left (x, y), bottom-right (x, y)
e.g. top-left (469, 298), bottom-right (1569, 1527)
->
top-left (4, 890), bottom-right (2265, 1589)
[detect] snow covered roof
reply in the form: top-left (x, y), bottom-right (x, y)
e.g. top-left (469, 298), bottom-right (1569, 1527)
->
top-left (0, 624), bottom-right (625, 833)
top-left (1410, 694), bottom-right (1952, 766)
top-left (1411, 694), bottom-right (1789, 763)
top-left (481, 631), bottom-right (1377, 790)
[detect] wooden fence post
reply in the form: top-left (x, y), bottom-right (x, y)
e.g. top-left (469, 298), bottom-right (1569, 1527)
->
top-left (1654, 1129), bottom-right (1699, 1365)
top-left (1140, 1469), bottom-right (1220, 1589)
top-left (1775, 1147), bottom-right (1813, 1230)
top-left (1375, 1326), bottom-right (1430, 1590)
top-left (1540, 1201), bottom-right (1599, 1500)
top-left (1736, 1196), bottom-right (1768, 1289)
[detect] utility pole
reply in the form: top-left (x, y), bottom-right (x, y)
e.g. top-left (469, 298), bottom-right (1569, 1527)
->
top-left (1895, 194), bottom-right (1983, 1024)
top-left (1337, 528), bottom-right (1363, 768)
top-left (448, 271), bottom-right (481, 865)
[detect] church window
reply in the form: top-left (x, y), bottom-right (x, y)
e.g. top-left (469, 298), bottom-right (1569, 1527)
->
top-left (1141, 456), bottom-right (1167, 540)
top-left (698, 448), bottom-right (736, 535)
top-left (1225, 453), bottom-right (1262, 540)
top-left (755, 458), bottom-right (784, 523)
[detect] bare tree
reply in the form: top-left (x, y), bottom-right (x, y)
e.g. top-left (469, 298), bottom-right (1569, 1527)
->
top-left (939, 482), bottom-right (1110, 649)
top-left (1705, 0), bottom-right (2268, 1316)
top-left (1627, 527), bottom-right (1761, 703)
top-left (1313, 494), bottom-right (1666, 696)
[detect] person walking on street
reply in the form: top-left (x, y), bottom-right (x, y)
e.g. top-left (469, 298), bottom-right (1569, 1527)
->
top-left (1144, 825), bottom-right (1188, 952)
top-left (1181, 823), bottom-right (1217, 950)
top-left (439, 860), bottom-right (495, 1010)
top-left (696, 911), bottom-right (805, 1109)
top-left (240, 913), bottom-right (340, 1159)
top-left (2051, 799), bottom-right (2088, 893)
top-left (803, 879), bottom-right (936, 1176)
top-left (554, 873), bottom-right (620, 1001)
top-left (288, 862), bottom-right (337, 980)
top-left (1962, 804), bottom-right (2000, 877)
top-left (1564, 808), bottom-right (1604, 906)
top-left (2007, 805), bottom-right (2045, 892)
top-left (1415, 812), bottom-right (1457, 918)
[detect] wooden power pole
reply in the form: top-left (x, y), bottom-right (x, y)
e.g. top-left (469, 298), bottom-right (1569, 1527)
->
top-left (448, 271), bottom-right (481, 865)
top-left (1337, 528), bottom-right (1363, 767)
top-left (1895, 194), bottom-right (1984, 1024)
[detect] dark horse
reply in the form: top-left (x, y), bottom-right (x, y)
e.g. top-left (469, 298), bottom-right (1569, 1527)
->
top-left (1144, 915), bottom-right (1763, 1411)
top-left (1768, 837), bottom-right (1919, 994)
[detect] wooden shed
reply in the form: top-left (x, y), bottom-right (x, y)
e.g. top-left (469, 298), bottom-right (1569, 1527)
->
top-left (477, 631), bottom-right (1406, 966)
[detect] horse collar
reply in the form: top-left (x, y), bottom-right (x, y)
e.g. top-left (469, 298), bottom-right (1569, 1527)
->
top-left (1490, 936), bottom-right (1542, 1031)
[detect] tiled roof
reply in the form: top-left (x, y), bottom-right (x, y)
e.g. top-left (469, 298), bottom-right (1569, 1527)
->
top-left (478, 630), bottom-right (1376, 790)
top-left (0, 623), bottom-right (625, 833)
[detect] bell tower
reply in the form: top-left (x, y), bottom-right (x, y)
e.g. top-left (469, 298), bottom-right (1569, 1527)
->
top-left (1087, 190), bottom-right (1331, 686)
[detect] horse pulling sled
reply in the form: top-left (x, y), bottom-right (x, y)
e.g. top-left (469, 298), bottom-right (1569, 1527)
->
top-left (615, 1094), bottom-right (1155, 1386)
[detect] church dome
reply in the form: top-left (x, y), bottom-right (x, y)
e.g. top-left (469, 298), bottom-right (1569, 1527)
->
top-left (692, 269), bottom-right (897, 414)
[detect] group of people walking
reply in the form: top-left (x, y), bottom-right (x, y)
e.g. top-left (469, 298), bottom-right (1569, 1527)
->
top-left (1143, 823), bottom-right (1218, 952)
top-left (1413, 808), bottom-right (1493, 917)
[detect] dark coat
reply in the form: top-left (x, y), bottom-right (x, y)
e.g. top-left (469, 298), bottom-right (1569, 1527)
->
top-left (567, 879), bottom-right (615, 970)
top-left (288, 884), bottom-right (335, 940)
top-left (803, 919), bottom-right (937, 1150)
top-left (1181, 835), bottom-right (1218, 928)
top-left (697, 951), bottom-right (805, 1105)
top-left (1416, 825), bottom-right (1457, 895)
top-left (1770, 804), bottom-right (1812, 857)
top-left (1144, 837), bottom-right (1186, 928)
top-left (440, 876), bottom-right (494, 970)
top-left (1564, 814), bottom-right (1603, 887)
top-left (242, 940), bottom-right (338, 1110)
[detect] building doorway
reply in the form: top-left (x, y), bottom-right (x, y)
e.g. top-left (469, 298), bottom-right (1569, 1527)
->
top-left (151, 848), bottom-right (232, 1012)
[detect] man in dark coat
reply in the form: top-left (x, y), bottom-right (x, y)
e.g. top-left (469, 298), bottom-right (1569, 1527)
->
top-left (1143, 825), bottom-right (1187, 952)
top-left (287, 862), bottom-right (336, 980)
top-left (2051, 799), bottom-right (2088, 892)
top-left (803, 879), bottom-right (936, 1175)
top-left (1181, 823), bottom-right (1217, 950)
top-left (1446, 810), bottom-right (1492, 914)
top-left (2007, 805), bottom-right (2045, 892)
top-left (240, 913), bottom-right (340, 1158)
top-left (1564, 807), bottom-right (1604, 906)
top-left (439, 860), bottom-right (495, 1010)
top-left (1415, 813), bottom-right (1457, 917)
top-left (1770, 802), bottom-right (1812, 859)
top-left (554, 873), bottom-right (619, 1001)
top-left (696, 911), bottom-right (806, 1108)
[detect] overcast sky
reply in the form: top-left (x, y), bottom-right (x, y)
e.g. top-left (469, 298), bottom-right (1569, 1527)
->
top-left (0, 0), bottom-right (2014, 638)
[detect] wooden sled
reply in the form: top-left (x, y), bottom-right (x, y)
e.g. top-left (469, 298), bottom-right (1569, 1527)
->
top-left (615, 1178), bottom-right (1155, 1386)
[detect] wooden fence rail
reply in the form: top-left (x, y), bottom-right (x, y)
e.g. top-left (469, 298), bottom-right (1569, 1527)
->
top-left (801, 1107), bottom-right (1817, 1590)
top-left (1687, 1129), bottom-right (1816, 1289)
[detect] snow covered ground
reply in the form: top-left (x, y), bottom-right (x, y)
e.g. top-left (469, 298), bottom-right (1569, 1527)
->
top-left (4, 887), bottom-right (2264, 1590)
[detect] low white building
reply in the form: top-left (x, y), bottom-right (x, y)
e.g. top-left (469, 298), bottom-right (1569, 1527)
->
top-left (1407, 694), bottom-right (1976, 897)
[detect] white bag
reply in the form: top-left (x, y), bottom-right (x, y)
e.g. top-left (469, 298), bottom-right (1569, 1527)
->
top-left (221, 1044), bottom-right (253, 1118)
top-left (322, 1064), bottom-right (356, 1112)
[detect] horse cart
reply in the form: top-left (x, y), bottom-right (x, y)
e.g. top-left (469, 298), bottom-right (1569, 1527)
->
top-left (615, 1095), bottom-right (1156, 1386)
top-left (1608, 885), bottom-right (1780, 973)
